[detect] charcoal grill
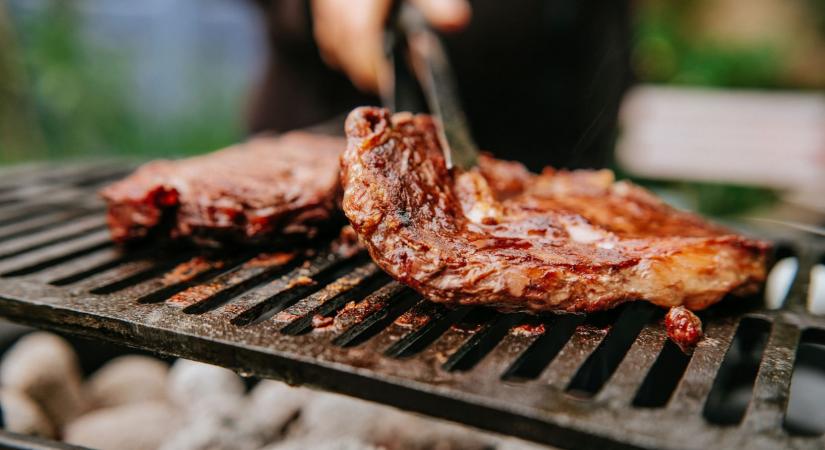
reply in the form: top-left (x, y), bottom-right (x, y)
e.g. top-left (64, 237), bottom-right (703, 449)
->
top-left (0, 160), bottom-right (823, 450)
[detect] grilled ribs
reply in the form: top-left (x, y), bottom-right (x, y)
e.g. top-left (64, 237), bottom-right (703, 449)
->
top-left (341, 107), bottom-right (769, 347)
top-left (102, 132), bottom-right (344, 246)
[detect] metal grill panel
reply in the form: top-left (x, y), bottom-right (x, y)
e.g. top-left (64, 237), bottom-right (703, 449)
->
top-left (0, 161), bottom-right (823, 449)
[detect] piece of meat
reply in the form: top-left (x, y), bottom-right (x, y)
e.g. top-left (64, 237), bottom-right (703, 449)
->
top-left (665, 306), bottom-right (704, 352)
top-left (341, 107), bottom-right (769, 321)
top-left (102, 132), bottom-right (344, 246)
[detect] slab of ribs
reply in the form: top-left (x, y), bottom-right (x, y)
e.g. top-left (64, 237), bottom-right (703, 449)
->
top-left (340, 107), bottom-right (770, 350)
top-left (102, 132), bottom-right (344, 246)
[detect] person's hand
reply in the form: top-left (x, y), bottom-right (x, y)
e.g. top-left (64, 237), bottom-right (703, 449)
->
top-left (311, 0), bottom-right (471, 93)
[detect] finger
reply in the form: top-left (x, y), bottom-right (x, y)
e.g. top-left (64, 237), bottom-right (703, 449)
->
top-left (312, 0), bottom-right (391, 93)
top-left (338, 0), bottom-right (392, 93)
top-left (337, 28), bottom-right (386, 93)
top-left (311, 0), bottom-right (342, 68)
top-left (314, 28), bottom-right (341, 69)
top-left (411, 0), bottom-right (471, 32)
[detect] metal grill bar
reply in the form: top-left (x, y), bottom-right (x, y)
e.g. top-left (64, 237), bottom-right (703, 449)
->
top-left (277, 262), bottom-right (384, 334)
top-left (0, 210), bottom-right (99, 243)
top-left (538, 320), bottom-right (609, 390)
top-left (35, 247), bottom-right (124, 285)
top-left (595, 323), bottom-right (668, 407)
top-left (0, 161), bottom-right (822, 449)
top-left (0, 230), bottom-right (112, 276)
top-left (744, 320), bottom-right (800, 432)
top-left (668, 318), bottom-right (740, 416)
top-left (0, 216), bottom-right (106, 260)
top-left (171, 252), bottom-right (300, 313)
top-left (226, 251), bottom-right (360, 324)
top-left (453, 319), bottom-right (542, 379)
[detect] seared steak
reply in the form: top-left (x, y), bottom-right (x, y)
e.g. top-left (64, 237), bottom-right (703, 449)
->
top-left (102, 132), bottom-right (344, 246)
top-left (341, 107), bottom-right (768, 344)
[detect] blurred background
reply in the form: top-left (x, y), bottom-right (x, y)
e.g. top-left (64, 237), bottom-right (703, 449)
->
top-left (0, 0), bottom-right (264, 163)
top-left (0, 0), bottom-right (823, 220)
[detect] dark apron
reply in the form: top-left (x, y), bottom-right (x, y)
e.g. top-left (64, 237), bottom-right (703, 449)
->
top-left (249, 0), bottom-right (631, 171)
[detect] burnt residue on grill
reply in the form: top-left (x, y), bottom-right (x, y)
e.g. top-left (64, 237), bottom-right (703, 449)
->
top-left (167, 252), bottom-right (297, 309)
top-left (0, 161), bottom-right (823, 450)
top-left (162, 257), bottom-right (225, 285)
top-left (511, 320), bottom-right (547, 337)
top-left (246, 252), bottom-right (298, 268)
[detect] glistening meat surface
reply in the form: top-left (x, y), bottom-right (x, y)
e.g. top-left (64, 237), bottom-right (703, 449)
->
top-left (341, 107), bottom-right (769, 348)
top-left (102, 132), bottom-right (344, 246)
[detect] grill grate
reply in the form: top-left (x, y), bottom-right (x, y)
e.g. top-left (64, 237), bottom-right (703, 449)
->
top-left (0, 161), bottom-right (823, 449)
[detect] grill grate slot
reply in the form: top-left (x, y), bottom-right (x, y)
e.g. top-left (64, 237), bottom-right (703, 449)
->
top-left (0, 190), bottom-right (100, 215)
top-left (69, 248), bottom-right (194, 291)
top-left (137, 256), bottom-right (252, 304)
top-left (0, 230), bottom-right (113, 277)
top-left (0, 196), bottom-right (23, 208)
top-left (278, 263), bottom-right (387, 334)
top-left (784, 328), bottom-right (825, 436)
top-left (0, 216), bottom-right (107, 260)
top-left (538, 317), bottom-right (611, 390)
top-left (88, 255), bottom-right (197, 295)
top-left (384, 303), bottom-right (471, 358)
top-left (632, 340), bottom-right (692, 408)
top-left (0, 162), bottom-right (126, 192)
top-left (808, 255), bottom-right (825, 315)
top-left (40, 248), bottom-right (125, 285)
top-left (228, 253), bottom-right (367, 325)
top-left (460, 317), bottom-right (546, 378)
top-left (332, 283), bottom-right (417, 347)
top-left (668, 318), bottom-right (740, 417)
top-left (404, 307), bottom-right (504, 373)
top-left (0, 167), bottom-right (125, 206)
top-left (48, 252), bottom-right (141, 287)
top-left (566, 303), bottom-right (659, 398)
top-left (0, 206), bottom-right (56, 228)
top-left (0, 210), bottom-right (100, 243)
top-left (783, 244), bottom-right (821, 311)
top-left (503, 313), bottom-right (582, 380)
top-left (703, 317), bottom-right (772, 426)
top-left (0, 186), bottom-right (83, 209)
top-left (744, 320), bottom-right (801, 432)
top-left (171, 252), bottom-right (300, 314)
top-left (594, 322), bottom-right (671, 406)
top-left (443, 312), bottom-right (526, 372)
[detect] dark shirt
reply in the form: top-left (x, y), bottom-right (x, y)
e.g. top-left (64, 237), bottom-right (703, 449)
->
top-left (250, 0), bottom-right (631, 171)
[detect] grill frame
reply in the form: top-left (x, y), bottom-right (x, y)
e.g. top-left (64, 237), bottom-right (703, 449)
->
top-left (0, 161), bottom-right (823, 450)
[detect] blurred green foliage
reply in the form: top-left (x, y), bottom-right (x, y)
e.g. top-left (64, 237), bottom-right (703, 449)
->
top-left (627, 176), bottom-right (781, 217)
top-left (1, 2), bottom-right (243, 165)
top-left (632, 2), bottom-right (784, 88)
top-left (688, 183), bottom-right (780, 216)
